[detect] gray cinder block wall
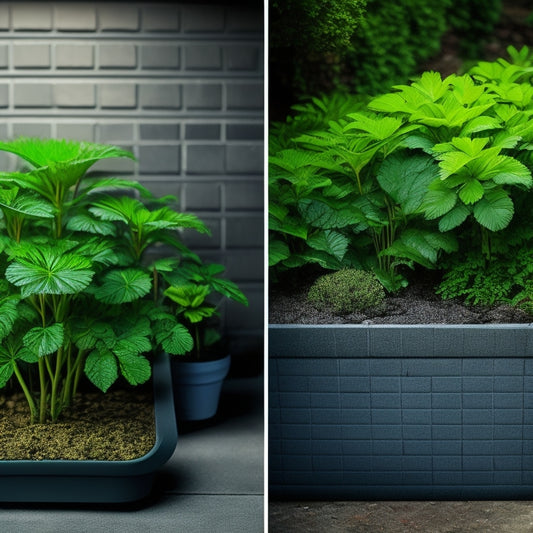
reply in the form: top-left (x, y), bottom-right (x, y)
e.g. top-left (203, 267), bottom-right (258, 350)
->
top-left (0, 2), bottom-right (264, 372)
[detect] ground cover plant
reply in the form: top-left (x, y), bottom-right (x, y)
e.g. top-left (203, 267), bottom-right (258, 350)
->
top-left (269, 46), bottom-right (533, 311)
top-left (0, 137), bottom-right (246, 424)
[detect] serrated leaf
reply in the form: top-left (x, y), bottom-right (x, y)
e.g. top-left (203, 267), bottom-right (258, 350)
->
top-left (377, 153), bottom-right (438, 214)
top-left (72, 320), bottom-right (116, 351)
top-left (0, 360), bottom-right (13, 387)
top-left (438, 204), bottom-right (471, 231)
top-left (115, 352), bottom-right (151, 386)
top-left (307, 230), bottom-right (349, 262)
top-left (422, 188), bottom-right (458, 219)
top-left (113, 336), bottom-right (152, 357)
top-left (5, 247), bottom-right (94, 296)
top-left (458, 179), bottom-right (484, 205)
top-left (0, 188), bottom-right (55, 219)
top-left (94, 269), bottom-right (151, 304)
top-left (66, 213), bottom-right (116, 236)
top-left (298, 199), bottom-right (364, 229)
top-left (23, 323), bottom-right (64, 357)
top-left (473, 189), bottom-right (514, 231)
top-left (157, 322), bottom-right (194, 355)
top-left (0, 296), bottom-right (20, 341)
top-left (85, 348), bottom-right (118, 392)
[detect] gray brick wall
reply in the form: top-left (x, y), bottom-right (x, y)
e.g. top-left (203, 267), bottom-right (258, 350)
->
top-left (270, 325), bottom-right (533, 498)
top-left (0, 2), bottom-right (264, 366)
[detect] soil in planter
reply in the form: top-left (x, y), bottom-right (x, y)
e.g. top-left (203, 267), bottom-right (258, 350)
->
top-left (269, 266), bottom-right (533, 325)
top-left (0, 388), bottom-right (155, 461)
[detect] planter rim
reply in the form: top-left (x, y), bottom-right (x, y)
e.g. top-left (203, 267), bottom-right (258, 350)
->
top-left (269, 323), bottom-right (533, 329)
top-left (0, 352), bottom-right (177, 476)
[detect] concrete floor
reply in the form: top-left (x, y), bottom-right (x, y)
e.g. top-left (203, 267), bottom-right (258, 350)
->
top-left (269, 500), bottom-right (533, 532)
top-left (0, 376), bottom-right (264, 533)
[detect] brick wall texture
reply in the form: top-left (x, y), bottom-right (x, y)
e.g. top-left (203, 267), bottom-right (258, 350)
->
top-left (270, 355), bottom-right (533, 498)
top-left (0, 2), bottom-right (264, 354)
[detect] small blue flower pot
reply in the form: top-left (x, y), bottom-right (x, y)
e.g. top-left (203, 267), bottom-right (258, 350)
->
top-left (172, 354), bottom-right (231, 421)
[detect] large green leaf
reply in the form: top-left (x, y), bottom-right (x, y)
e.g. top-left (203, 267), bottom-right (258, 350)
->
top-left (437, 204), bottom-right (471, 232)
top-left (0, 350), bottom-right (14, 388)
top-left (85, 347), bottom-right (118, 392)
top-left (473, 189), bottom-right (514, 231)
top-left (422, 187), bottom-right (458, 219)
top-left (0, 296), bottom-right (20, 342)
top-left (0, 187), bottom-right (55, 219)
top-left (115, 352), bottom-right (151, 386)
top-left (156, 322), bottom-right (194, 355)
top-left (458, 179), bottom-right (484, 205)
top-left (5, 247), bottom-right (94, 296)
top-left (377, 153), bottom-right (438, 214)
top-left (298, 199), bottom-right (364, 229)
top-left (94, 269), bottom-right (152, 304)
top-left (66, 213), bottom-right (117, 236)
top-left (307, 230), bottom-right (349, 262)
top-left (269, 239), bottom-right (290, 267)
top-left (23, 323), bottom-right (64, 357)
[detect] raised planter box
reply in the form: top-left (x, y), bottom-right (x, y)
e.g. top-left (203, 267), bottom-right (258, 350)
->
top-left (0, 352), bottom-right (178, 504)
top-left (269, 323), bottom-right (533, 499)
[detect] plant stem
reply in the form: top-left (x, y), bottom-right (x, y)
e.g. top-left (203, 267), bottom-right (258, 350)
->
top-left (38, 358), bottom-right (47, 424)
top-left (12, 361), bottom-right (37, 424)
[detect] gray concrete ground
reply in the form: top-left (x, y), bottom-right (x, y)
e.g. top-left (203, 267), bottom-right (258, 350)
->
top-left (0, 376), bottom-right (264, 533)
top-left (269, 500), bottom-right (533, 532)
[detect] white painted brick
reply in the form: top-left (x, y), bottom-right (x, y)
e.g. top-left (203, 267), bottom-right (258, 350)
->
top-left (12, 3), bottom-right (53, 31)
top-left (13, 44), bottom-right (51, 69)
top-left (142, 5), bottom-right (179, 32)
top-left (98, 4), bottom-right (139, 31)
top-left (99, 83), bottom-right (137, 108)
top-left (14, 83), bottom-right (53, 107)
top-left (99, 44), bottom-right (137, 69)
top-left (54, 83), bottom-right (96, 108)
top-left (184, 84), bottom-right (222, 110)
top-left (140, 45), bottom-right (180, 69)
top-left (182, 6), bottom-right (224, 32)
top-left (56, 44), bottom-right (94, 69)
top-left (54, 3), bottom-right (97, 31)
top-left (139, 84), bottom-right (181, 109)
top-left (184, 45), bottom-right (222, 70)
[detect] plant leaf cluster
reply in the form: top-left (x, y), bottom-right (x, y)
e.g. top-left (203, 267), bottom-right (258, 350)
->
top-left (0, 137), bottom-right (247, 424)
top-left (270, 46), bottom-right (533, 295)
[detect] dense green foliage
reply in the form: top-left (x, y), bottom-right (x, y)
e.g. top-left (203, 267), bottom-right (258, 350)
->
top-left (307, 269), bottom-right (385, 315)
top-left (0, 138), bottom-right (247, 424)
top-left (270, 0), bottom-right (503, 107)
top-left (269, 46), bottom-right (533, 304)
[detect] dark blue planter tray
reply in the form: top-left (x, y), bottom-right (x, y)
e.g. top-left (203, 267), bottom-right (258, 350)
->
top-left (0, 352), bottom-right (178, 504)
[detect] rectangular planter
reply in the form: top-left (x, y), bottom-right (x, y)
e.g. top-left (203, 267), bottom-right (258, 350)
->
top-left (0, 352), bottom-right (178, 504)
top-left (269, 323), bottom-right (533, 499)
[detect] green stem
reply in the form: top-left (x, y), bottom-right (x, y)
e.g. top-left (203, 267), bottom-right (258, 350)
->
top-left (50, 346), bottom-right (64, 421)
top-left (38, 358), bottom-right (47, 424)
top-left (12, 361), bottom-right (37, 424)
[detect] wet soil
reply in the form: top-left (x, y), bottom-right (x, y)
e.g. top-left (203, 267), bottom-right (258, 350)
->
top-left (0, 388), bottom-right (155, 461)
top-left (269, 268), bottom-right (532, 325)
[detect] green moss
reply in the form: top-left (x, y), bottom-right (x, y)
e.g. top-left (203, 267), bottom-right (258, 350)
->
top-left (308, 269), bottom-right (385, 315)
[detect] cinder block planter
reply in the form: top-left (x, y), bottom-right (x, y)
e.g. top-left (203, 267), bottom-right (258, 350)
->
top-left (269, 324), bottom-right (533, 499)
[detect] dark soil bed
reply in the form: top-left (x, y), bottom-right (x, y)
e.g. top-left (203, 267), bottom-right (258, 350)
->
top-left (269, 268), bottom-right (533, 325)
top-left (0, 388), bottom-right (155, 461)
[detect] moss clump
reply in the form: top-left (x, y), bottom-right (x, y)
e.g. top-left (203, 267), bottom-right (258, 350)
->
top-left (308, 269), bottom-right (385, 315)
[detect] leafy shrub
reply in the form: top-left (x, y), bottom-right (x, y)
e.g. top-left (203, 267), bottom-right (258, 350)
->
top-left (0, 137), bottom-right (246, 424)
top-left (307, 269), bottom-right (385, 315)
top-left (269, 46), bottom-right (533, 294)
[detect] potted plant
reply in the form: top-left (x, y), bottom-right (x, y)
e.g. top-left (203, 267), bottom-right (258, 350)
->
top-left (162, 260), bottom-right (249, 421)
top-left (269, 46), bottom-right (533, 500)
top-left (0, 137), bottom-right (213, 503)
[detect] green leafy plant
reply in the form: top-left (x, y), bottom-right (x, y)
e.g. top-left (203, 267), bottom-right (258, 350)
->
top-left (0, 137), bottom-right (245, 424)
top-left (307, 269), bottom-right (385, 315)
top-left (162, 261), bottom-right (248, 359)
